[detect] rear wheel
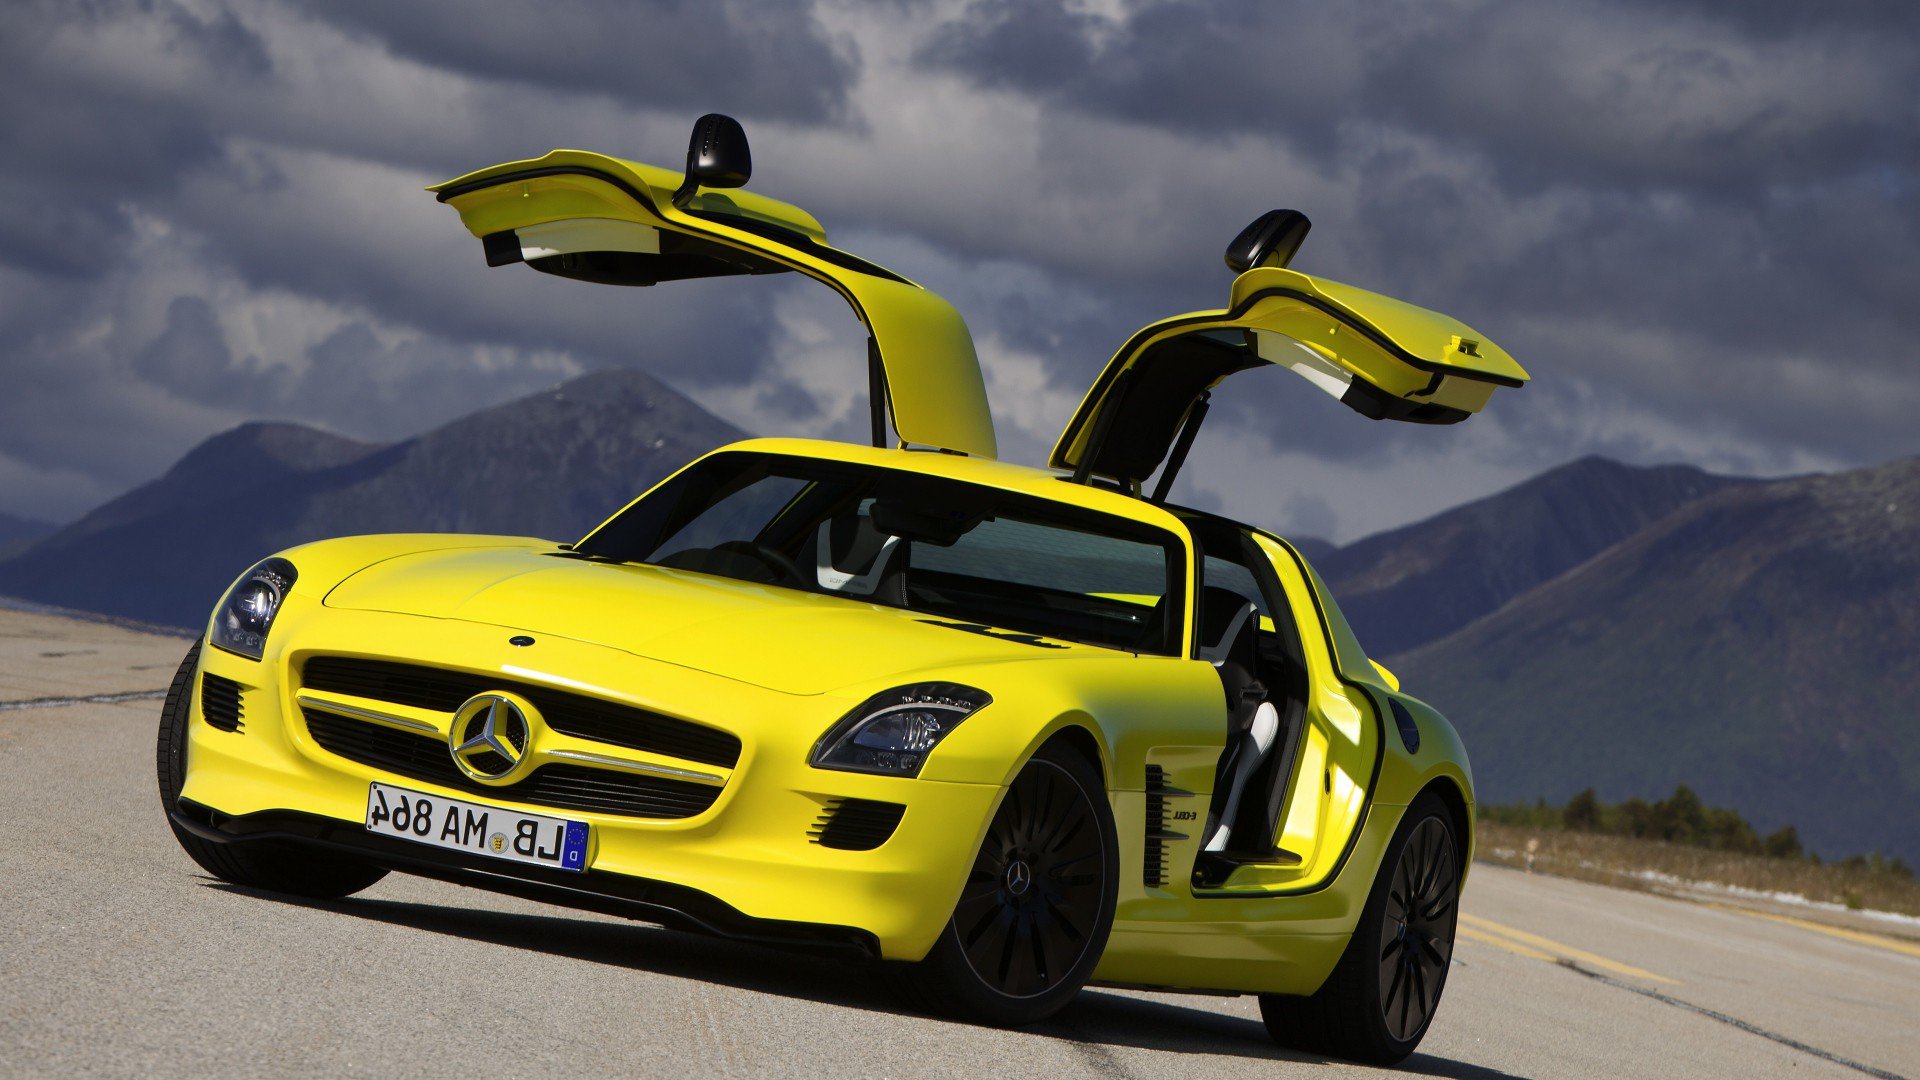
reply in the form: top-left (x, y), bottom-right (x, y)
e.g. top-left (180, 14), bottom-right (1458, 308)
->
top-left (1259, 790), bottom-right (1461, 1065)
top-left (156, 642), bottom-right (388, 899)
top-left (898, 739), bottom-right (1118, 1026)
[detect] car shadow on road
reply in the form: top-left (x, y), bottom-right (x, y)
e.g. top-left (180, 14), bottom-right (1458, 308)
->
top-left (206, 880), bottom-right (1521, 1077)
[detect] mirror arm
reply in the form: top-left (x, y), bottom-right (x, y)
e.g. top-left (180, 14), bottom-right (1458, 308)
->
top-left (1151, 390), bottom-right (1211, 503)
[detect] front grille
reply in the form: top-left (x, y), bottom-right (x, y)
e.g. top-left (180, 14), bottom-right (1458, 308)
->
top-left (301, 656), bottom-right (740, 768)
top-left (303, 707), bottom-right (721, 820)
top-left (200, 673), bottom-right (244, 732)
top-left (808, 799), bottom-right (906, 850)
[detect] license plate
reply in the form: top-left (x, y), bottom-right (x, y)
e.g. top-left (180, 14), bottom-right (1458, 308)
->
top-left (365, 782), bottom-right (589, 872)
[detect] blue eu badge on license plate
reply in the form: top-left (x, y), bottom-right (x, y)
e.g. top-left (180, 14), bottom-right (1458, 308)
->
top-left (561, 820), bottom-right (589, 870)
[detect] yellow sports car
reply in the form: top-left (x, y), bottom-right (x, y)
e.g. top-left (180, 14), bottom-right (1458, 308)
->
top-left (157, 115), bottom-right (1527, 1065)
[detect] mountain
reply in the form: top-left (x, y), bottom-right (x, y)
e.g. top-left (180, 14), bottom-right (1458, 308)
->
top-left (0, 370), bottom-right (745, 628)
top-left (51, 423), bottom-right (381, 544)
top-left (1392, 457), bottom-right (1920, 862)
top-left (1317, 456), bottom-right (1754, 656)
top-left (0, 512), bottom-right (58, 561)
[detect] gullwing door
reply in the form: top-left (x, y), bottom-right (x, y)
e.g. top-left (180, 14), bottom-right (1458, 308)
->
top-left (1051, 210), bottom-right (1529, 494)
top-left (432, 115), bottom-right (998, 460)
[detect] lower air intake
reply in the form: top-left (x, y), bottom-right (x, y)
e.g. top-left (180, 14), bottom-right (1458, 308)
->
top-left (809, 799), bottom-right (906, 851)
top-left (201, 673), bottom-right (244, 732)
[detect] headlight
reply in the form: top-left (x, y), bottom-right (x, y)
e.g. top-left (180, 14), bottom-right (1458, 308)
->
top-left (810, 683), bottom-right (992, 777)
top-left (209, 557), bottom-right (298, 660)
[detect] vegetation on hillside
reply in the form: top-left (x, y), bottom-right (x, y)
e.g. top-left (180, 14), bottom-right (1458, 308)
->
top-left (1481, 785), bottom-right (1914, 881)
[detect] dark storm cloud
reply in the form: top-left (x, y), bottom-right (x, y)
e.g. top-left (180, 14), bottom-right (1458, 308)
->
top-left (0, 0), bottom-right (268, 279)
top-left (922, 0), bottom-right (1920, 190)
top-left (1, 0), bottom-right (1916, 541)
top-left (308, 0), bottom-right (859, 123)
top-left (0, 0), bottom-right (824, 520)
top-left (916, 0), bottom-right (1920, 475)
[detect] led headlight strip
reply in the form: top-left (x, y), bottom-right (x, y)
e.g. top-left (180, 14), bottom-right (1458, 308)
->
top-left (810, 682), bottom-right (992, 777)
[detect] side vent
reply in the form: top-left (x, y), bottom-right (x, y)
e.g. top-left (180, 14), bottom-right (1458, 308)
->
top-left (200, 673), bottom-right (245, 733)
top-left (809, 798), bottom-right (906, 851)
top-left (1143, 764), bottom-right (1194, 888)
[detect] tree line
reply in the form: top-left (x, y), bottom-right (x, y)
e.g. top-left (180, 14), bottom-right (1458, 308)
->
top-left (1481, 784), bottom-right (1914, 879)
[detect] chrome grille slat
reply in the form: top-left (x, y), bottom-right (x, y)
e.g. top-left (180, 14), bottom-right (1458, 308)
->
top-left (301, 656), bottom-right (740, 768)
top-left (302, 708), bottom-right (720, 820)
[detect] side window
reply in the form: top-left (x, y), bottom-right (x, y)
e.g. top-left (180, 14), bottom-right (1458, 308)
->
top-left (1203, 555), bottom-right (1271, 617)
top-left (913, 517), bottom-right (1171, 599)
top-left (907, 515), bottom-right (1179, 654)
top-left (1194, 527), bottom-right (1308, 681)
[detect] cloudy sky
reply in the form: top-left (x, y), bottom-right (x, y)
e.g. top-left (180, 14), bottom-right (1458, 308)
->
top-left (3, 0), bottom-right (1915, 542)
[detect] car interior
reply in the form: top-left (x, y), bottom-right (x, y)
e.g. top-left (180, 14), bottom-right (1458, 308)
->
top-left (1182, 514), bottom-right (1311, 883)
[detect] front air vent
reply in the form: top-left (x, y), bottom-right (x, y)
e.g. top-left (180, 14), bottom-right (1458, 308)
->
top-left (200, 673), bottom-right (244, 732)
top-left (809, 799), bottom-right (906, 851)
top-left (300, 656), bottom-right (741, 768)
top-left (1143, 764), bottom-right (1193, 888)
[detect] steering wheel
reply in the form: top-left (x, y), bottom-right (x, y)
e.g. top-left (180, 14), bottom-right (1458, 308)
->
top-left (712, 540), bottom-right (806, 586)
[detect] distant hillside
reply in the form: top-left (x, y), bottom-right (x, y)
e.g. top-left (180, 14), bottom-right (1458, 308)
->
top-left (0, 370), bottom-right (744, 628)
top-left (0, 512), bottom-right (58, 561)
top-left (1318, 456), bottom-right (1752, 656)
top-left (1393, 457), bottom-right (1920, 863)
top-left (51, 423), bottom-right (381, 544)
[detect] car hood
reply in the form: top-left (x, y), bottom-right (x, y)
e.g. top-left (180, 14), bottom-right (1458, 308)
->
top-left (324, 546), bottom-right (1099, 695)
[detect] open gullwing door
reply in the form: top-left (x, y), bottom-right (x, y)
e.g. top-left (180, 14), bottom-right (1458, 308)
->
top-left (430, 115), bottom-right (997, 459)
top-left (1050, 210), bottom-right (1529, 494)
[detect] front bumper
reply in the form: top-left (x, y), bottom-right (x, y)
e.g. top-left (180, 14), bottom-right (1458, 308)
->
top-left (170, 800), bottom-right (880, 954)
top-left (179, 603), bottom-right (1005, 960)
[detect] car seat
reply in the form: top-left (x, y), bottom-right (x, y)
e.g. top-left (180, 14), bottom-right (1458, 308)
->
top-left (1198, 586), bottom-right (1279, 853)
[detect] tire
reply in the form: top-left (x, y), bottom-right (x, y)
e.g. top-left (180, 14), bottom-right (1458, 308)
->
top-left (1259, 790), bottom-right (1461, 1066)
top-left (897, 739), bottom-right (1119, 1026)
top-left (156, 642), bottom-right (388, 899)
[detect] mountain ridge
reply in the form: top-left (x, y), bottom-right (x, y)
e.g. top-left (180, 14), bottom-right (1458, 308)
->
top-left (1317, 455), bottom-right (1756, 656)
top-left (1391, 455), bottom-right (1920, 862)
top-left (0, 369), bottom-right (745, 627)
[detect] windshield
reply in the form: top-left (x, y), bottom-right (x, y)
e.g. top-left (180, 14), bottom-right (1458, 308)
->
top-left (577, 452), bottom-right (1185, 655)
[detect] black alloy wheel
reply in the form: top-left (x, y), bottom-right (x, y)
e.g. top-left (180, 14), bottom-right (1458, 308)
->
top-left (1378, 815), bottom-right (1457, 1041)
top-left (957, 754), bottom-right (1107, 997)
top-left (897, 740), bottom-right (1118, 1025)
top-left (1259, 790), bottom-right (1462, 1065)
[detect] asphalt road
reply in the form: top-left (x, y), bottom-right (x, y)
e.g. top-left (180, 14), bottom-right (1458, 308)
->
top-left (2, 608), bottom-right (1915, 1079)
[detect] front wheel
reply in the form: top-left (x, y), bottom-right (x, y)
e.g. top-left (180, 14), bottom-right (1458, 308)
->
top-left (1260, 790), bottom-right (1461, 1066)
top-left (156, 642), bottom-right (388, 899)
top-left (896, 739), bottom-right (1118, 1026)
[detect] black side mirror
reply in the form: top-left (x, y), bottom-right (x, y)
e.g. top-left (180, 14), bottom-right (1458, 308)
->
top-left (1224, 209), bottom-right (1311, 273)
top-left (672, 113), bottom-right (752, 208)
